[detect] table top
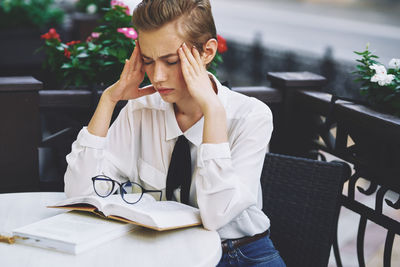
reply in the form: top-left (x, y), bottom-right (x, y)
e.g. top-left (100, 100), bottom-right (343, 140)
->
top-left (0, 192), bottom-right (221, 267)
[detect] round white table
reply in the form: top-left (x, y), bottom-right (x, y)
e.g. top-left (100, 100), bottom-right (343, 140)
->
top-left (0, 192), bottom-right (222, 267)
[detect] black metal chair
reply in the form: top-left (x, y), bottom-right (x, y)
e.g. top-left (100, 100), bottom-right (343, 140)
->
top-left (261, 153), bottom-right (350, 267)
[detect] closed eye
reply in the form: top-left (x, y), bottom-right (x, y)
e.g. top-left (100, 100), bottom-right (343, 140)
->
top-left (143, 60), bottom-right (179, 66)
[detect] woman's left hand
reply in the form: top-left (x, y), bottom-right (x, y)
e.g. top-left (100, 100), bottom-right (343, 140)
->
top-left (178, 43), bottom-right (220, 111)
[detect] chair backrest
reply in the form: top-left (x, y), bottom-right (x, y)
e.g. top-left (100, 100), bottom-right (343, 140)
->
top-left (261, 153), bottom-right (349, 267)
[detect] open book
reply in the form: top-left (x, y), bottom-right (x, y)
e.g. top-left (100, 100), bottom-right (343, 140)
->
top-left (48, 194), bottom-right (202, 231)
top-left (12, 211), bottom-right (137, 254)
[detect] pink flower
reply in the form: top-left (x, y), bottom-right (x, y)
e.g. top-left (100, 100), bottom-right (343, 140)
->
top-left (117, 27), bottom-right (138, 39)
top-left (91, 32), bottom-right (100, 38)
top-left (86, 32), bottom-right (101, 42)
top-left (111, 0), bottom-right (130, 15)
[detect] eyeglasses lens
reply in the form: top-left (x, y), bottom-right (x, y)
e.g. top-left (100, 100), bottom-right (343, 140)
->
top-left (122, 182), bottom-right (143, 203)
top-left (93, 178), bottom-right (114, 196)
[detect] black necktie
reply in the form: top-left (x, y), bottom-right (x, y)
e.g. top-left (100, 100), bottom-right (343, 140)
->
top-left (166, 135), bottom-right (192, 204)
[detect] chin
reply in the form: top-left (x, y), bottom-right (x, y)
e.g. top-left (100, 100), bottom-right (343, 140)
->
top-left (159, 94), bottom-right (176, 103)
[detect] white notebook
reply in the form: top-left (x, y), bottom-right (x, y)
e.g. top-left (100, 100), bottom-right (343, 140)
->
top-left (12, 211), bottom-right (137, 254)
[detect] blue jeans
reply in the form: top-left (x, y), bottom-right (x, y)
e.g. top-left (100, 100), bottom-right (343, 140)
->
top-left (217, 233), bottom-right (286, 267)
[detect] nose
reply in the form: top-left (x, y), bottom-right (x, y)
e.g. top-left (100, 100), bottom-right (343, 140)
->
top-left (153, 62), bottom-right (167, 84)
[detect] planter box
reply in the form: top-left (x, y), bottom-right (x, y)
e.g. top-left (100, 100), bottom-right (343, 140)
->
top-left (295, 89), bottom-right (400, 192)
top-left (0, 77), bottom-right (41, 193)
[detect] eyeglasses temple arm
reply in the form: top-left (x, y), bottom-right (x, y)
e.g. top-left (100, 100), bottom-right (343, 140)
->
top-left (144, 190), bottom-right (163, 201)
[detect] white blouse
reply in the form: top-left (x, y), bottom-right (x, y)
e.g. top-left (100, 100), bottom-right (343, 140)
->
top-left (64, 73), bottom-right (274, 240)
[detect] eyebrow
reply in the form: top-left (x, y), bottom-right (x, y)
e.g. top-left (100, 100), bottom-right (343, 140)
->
top-left (142, 53), bottom-right (178, 60)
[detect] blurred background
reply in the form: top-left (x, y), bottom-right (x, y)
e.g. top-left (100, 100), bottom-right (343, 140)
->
top-left (213, 0), bottom-right (400, 99)
top-left (1, 0), bottom-right (399, 95)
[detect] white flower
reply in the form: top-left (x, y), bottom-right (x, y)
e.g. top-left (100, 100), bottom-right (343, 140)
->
top-left (385, 74), bottom-right (395, 84)
top-left (86, 3), bottom-right (97, 14)
top-left (371, 73), bottom-right (395, 86)
top-left (369, 64), bottom-right (387, 75)
top-left (389, 58), bottom-right (400, 69)
top-left (369, 63), bottom-right (395, 86)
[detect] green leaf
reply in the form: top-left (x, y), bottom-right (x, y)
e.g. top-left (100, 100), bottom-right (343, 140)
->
top-left (354, 51), bottom-right (366, 56)
top-left (117, 49), bottom-right (127, 60)
top-left (61, 63), bottom-right (73, 69)
top-left (77, 52), bottom-right (89, 58)
top-left (71, 58), bottom-right (79, 67)
top-left (383, 94), bottom-right (395, 101)
top-left (78, 65), bottom-right (91, 70)
top-left (103, 61), bottom-right (116, 66)
top-left (88, 42), bottom-right (96, 50)
top-left (99, 49), bottom-right (110, 56)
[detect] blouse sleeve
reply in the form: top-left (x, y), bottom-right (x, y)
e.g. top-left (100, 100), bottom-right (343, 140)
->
top-left (195, 100), bottom-right (273, 230)
top-left (64, 104), bottom-right (135, 198)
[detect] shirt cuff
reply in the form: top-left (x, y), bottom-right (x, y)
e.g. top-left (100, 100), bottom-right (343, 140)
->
top-left (197, 142), bottom-right (231, 168)
top-left (77, 127), bottom-right (107, 149)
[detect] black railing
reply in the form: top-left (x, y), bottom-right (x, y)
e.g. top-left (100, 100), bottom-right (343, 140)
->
top-left (267, 72), bottom-right (400, 267)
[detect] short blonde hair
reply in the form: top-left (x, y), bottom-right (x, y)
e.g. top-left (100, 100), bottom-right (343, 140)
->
top-left (132, 0), bottom-right (217, 53)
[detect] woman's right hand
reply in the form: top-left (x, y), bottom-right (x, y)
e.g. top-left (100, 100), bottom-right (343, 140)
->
top-left (105, 41), bottom-right (156, 103)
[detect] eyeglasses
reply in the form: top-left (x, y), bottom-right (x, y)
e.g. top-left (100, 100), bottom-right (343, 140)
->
top-left (91, 175), bottom-right (162, 204)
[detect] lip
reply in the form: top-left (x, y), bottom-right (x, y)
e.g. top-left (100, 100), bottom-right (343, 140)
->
top-left (157, 87), bottom-right (174, 95)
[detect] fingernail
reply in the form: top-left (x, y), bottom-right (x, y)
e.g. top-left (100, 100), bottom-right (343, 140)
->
top-left (183, 42), bottom-right (186, 47)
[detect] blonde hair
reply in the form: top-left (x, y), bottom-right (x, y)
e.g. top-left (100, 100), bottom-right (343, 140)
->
top-left (132, 0), bottom-right (217, 53)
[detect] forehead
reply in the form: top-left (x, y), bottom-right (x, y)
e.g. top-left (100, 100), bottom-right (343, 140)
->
top-left (138, 21), bottom-right (185, 58)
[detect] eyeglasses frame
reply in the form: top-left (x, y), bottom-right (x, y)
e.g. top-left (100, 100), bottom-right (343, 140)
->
top-left (91, 175), bottom-right (163, 204)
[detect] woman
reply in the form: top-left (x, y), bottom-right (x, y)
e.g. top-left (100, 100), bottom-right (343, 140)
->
top-left (64, 0), bottom-right (285, 266)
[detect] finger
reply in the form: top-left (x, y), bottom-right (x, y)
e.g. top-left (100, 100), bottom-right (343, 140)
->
top-left (131, 43), bottom-right (142, 72)
top-left (178, 47), bottom-right (192, 77)
top-left (182, 43), bottom-right (200, 72)
top-left (138, 85), bottom-right (156, 97)
top-left (192, 46), bottom-right (203, 66)
top-left (128, 43), bottom-right (137, 61)
top-left (136, 40), bottom-right (141, 51)
top-left (120, 59), bottom-right (131, 78)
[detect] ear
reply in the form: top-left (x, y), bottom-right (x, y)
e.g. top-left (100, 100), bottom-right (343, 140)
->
top-left (201, 38), bottom-right (217, 65)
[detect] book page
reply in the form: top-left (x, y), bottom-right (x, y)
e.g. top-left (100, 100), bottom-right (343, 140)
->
top-left (102, 193), bottom-right (155, 207)
top-left (50, 194), bottom-right (200, 230)
top-left (50, 194), bottom-right (154, 210)
top-left (105, 201), bottom-right (201, 230)
top-left (50, 195), bottom-right (110, 210)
